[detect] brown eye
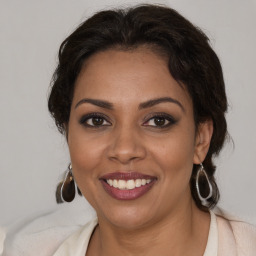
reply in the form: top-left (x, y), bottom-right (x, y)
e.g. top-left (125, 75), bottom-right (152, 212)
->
top-left (79, 113), bottom-right (111, 127)
top-left (153, 117), bottom-right (166, 126)
top-left (92, 117), bottom-right (104, 126)
top-left (143, 114), bottom-right (177, 128)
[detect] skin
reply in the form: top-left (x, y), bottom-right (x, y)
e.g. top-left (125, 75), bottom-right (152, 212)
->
top-left (67, 47), bottom-right (213, 256)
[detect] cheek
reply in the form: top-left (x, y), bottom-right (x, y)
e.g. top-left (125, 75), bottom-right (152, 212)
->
top-left (69, 137), bottom-right (104, 175)
top-left (68, 137), bottom-right (105, 209)
top-left (67, 123), bottom-right (106, 193)
top-left (147, 128), bottom-right (196, 209)
top-left (149, 125), bottom-right (196, 180)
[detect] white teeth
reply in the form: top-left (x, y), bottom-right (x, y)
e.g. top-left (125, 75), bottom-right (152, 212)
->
top-left (118, 180), bottom-right (126, 189)
top-left (135, 179), bottom-right (142, 187)
top-left (107, 179), bottom-right (113, 186)
top-left (106, 178), bottom-right (152, 190)
top-left (127, 180), bottom-right (135, 190)
top-left (113, 179), bottom-right (118, 188)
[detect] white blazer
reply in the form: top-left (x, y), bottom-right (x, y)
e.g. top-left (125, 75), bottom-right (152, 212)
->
top-left (50, 209), bottom-right (256, 256)
top-left (2, 204), bottom-right (256, 256)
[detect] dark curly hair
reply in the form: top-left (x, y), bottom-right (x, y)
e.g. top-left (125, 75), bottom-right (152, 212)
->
top-left (48, 4), bottom-right (228, 210)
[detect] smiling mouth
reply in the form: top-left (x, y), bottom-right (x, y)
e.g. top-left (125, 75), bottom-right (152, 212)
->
top-left (106, 178), bottom-right (152, 189)
top-left (100, 172), bottom-right (157, 200)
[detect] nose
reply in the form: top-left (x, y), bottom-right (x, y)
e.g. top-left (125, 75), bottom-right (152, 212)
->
top-left (107, 127), bottom-right (146, 164)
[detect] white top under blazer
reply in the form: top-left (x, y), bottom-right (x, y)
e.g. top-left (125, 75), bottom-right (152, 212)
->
top-left (2, 204), bottom-right (256, 256)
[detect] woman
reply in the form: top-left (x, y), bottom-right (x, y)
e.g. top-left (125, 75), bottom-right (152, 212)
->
top-left (3, 4), bottom-right (256, 256)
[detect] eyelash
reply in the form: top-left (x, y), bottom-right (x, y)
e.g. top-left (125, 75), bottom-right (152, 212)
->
top-left (79, 113), bottom-right (111, 128)
top-left (79, 112), bottom-right (177, 129)
top-left (143, 113), bottom-right (177, 128)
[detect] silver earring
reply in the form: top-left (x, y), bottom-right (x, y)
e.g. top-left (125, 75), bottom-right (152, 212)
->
top-left (195, 163), bottom-right (213, 206)
top-left (60, 164), bottom-right (76, 202)
top-left (56, 164), bottom-right (75, 203)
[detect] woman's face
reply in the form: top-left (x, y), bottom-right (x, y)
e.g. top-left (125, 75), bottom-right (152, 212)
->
top-left (68, 47), bottom-right (211, 229)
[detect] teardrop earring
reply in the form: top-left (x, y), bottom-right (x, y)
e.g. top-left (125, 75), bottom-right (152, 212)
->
top-left (195, 163), bottom-right (213, 207)
top-left (56, 164), bottom-right (76, 203)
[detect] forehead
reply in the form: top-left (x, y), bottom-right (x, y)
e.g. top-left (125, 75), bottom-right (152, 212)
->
top-left (73, 47), bottom-right (192, 110)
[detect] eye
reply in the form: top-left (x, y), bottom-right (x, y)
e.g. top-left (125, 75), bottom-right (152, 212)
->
top-left (79, 113), bottom-right (111, 127)
top-left (143, 114), bottom-right (176, 128)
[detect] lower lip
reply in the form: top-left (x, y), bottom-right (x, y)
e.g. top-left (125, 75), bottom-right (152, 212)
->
top-left (100, 180), bottom-right (156, 200)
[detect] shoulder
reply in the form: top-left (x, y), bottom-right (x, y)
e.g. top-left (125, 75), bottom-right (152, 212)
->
top-left (53, 218), bottom-right (98, 256)
top-left (3, 200), bottom-right (96, 256)
top-left (214, 207), bottom-right (256, 255)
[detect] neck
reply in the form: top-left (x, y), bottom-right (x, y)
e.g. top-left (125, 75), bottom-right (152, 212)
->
top-left (87, 200), bottom-right (210, 256)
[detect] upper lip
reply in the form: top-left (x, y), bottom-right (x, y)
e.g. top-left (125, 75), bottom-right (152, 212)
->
top-left (100, 172), bottom-right (156, 181)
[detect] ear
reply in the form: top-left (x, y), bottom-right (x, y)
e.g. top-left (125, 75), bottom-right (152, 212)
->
top-left (193, 119), bottom-right (213, 164)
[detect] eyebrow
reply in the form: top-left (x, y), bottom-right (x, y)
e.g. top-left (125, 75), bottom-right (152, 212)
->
top-left (139, 97), bottom-right (185, 112)
top-left (75, 98), bottom-right (114, 110)
top-left (75, 97), bottom-right (184, 112)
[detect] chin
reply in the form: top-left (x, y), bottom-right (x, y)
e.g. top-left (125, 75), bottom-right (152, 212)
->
top-left (98, 205), bottom-right (156, 230)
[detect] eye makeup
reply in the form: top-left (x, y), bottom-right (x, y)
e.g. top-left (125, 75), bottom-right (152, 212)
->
top-left (78, 111), bottom-right (178, 130)
top-left (79, 112), bottom-right (112, 128)
top-left (142, 112), bottom-right (178, 129)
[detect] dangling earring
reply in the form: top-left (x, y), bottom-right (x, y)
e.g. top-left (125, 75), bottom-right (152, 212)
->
top-left (56, 164), bottom-right (75, 203)
top-left (195, 163), bottom-right (213, 206)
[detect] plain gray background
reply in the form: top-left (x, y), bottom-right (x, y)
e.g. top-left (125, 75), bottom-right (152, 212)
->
top-left (0, 0), bottom-right (256, 226)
